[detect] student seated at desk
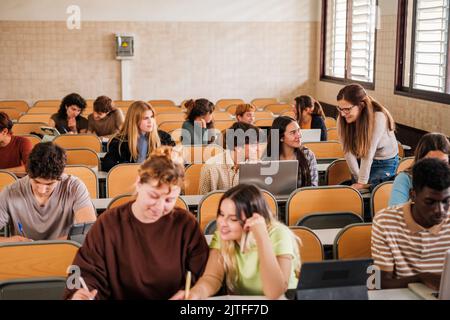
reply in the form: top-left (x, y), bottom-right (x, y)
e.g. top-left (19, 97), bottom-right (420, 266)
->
top-left (87, 95), bottom-right (124, 139)
top-left (199, 122), bottom-right (260, 195)
top-left (266, 116), bottom-right (318, 187)
top-left (372, 158), bottom-right (450, 290)
top-left (0, 111), bottom-right (33, 176)
top-left (181, 99), bottom-right (215, 145)
top-left (0, 142), bottom-right (96, 242)
top-left (101, 101), bottom-right (174, 171)
top-left (235, 104), bottom-right (256, 125)
top-left (49, 93), bottom-right (88, 134)
top-left (171, 184), bottom-right (300, 300)
top-left (389, 133), bottom-right (449, 206)
top-left (64, 147), bottom-right (208, 300)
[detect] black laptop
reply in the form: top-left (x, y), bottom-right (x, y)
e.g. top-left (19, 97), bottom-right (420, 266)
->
top-left (295, 259), bottom-right (373, 300)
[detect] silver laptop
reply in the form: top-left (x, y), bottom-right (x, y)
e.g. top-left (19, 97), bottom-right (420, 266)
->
top-left (438, 249), bottom-right (450, 300)
top-left (300, 129), bottom-right (321, 143)
top-left (238, 160), bottom-right (298, 199)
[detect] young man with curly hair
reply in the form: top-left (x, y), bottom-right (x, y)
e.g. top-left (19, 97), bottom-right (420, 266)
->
top-left (372, 158), bottom-right (450, 290)
top-left (0, 142), bottom-right (96, 242)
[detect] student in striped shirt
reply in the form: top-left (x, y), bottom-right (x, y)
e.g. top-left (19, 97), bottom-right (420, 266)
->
top-left (372, 158), bottom-right (450, 290)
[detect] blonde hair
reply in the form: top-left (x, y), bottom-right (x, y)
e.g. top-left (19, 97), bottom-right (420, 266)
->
top-left (235, 104), bottom-right (256, 118)
top-left (337, 84), bottom-right (395, 158)
top-left (114, 101), bottom-right (161, 161)
top-left (217, 184), bottom-right (301, 292)
top-left (138, 146), bottom-right (185, 190)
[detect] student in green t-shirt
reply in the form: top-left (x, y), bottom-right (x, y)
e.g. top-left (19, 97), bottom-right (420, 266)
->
top-left (171, 184), bottom-right (300, 300)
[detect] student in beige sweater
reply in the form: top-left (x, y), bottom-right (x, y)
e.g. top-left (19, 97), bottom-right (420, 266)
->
top-left (336, 84), bottom-right (399, 190)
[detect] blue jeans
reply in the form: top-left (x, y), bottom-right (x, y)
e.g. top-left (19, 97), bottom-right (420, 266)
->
top-left (368, 155), bottom-right (399, 190)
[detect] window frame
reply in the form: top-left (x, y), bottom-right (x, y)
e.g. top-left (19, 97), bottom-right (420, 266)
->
top-left (320, 0), bottom-right (378, 90)
top-left (395, 0), bottom-right (450, 104)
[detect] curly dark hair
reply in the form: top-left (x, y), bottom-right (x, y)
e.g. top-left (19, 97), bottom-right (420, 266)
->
top-left (57, 93), bottom-right (87, 120)
top-left (26, 142), bottom-right (67, 180)
top-left (0, 112), bottom-right (13, 133)
top-left (412, 158), bottom-right (450, 193)
top-left (93, 95), bottom-right (113, 113)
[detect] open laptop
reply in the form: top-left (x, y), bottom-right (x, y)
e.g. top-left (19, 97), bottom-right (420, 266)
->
top-left (408, 249), bottom-right (450, 300)
top-left (300, 129), bottom-right (321, 143)
top-left (294, 259), bottom-right (373, 300)
top-left (238, 160), bottom-right (298, 200)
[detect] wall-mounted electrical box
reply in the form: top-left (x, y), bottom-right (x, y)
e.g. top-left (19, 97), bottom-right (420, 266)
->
top-left (115, 34), bottom-right (134, 60)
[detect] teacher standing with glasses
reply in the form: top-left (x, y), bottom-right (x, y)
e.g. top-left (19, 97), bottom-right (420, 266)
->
top-left (336, 84), bottom-right (399, 191)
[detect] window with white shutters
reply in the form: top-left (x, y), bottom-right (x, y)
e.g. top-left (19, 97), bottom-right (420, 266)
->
top-left (322, 0), bottom-right (378, 86)
top-left (413, 0), bottom-right (449, 93)
top-left (397, 0), bottom-right (450, 103)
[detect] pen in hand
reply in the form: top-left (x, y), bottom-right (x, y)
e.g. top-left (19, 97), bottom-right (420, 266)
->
top-left (17, 222), bottom-right (25, 236)
top-left (17, 221), bottom-right (30, 239)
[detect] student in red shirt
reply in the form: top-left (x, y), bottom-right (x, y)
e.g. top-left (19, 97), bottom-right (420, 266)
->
top-left (0, 112), bottom-right (33, 175)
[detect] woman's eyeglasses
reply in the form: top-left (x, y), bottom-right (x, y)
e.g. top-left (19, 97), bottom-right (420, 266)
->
top-left (336, 105), bottom-right (356, 114)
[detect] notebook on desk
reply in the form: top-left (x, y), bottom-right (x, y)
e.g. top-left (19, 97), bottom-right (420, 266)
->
top-left (40, 126), bottom-right (60, 136)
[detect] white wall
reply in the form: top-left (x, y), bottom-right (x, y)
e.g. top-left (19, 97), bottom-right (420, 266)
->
top-left (0, 0), bottom-right (320, 22)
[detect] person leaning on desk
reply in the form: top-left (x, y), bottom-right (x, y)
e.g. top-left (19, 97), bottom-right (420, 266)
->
top-left (64, 147), bottom-right (209, 300)
top-left (372, 158), bottom-right (450, 290)
top-left (0, 142), bottom-right (97, 242)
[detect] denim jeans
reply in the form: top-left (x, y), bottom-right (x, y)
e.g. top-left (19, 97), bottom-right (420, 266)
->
top-left (368, 155), bottom-right (399, 190)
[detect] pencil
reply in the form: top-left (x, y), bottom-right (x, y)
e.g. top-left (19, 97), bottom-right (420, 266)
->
top-left (184, 271), bottom-right (191, 300)
top-left (240, 232), bottom-right (249, 254)
top-left (79, 276), bottom-right (94, 300)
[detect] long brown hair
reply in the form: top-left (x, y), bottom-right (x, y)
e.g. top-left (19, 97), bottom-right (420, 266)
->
top-left (184, 98), bottom-right (215, 129)
top-left (404, 132), bottom-right (450, 174)
top-left (267, 116), bottom-right (312, 187)
top-left (294, 95), bottom-right (325, 125)
top-left (113, 101), bottom-right (161, 161)
top-left (337, 84), bottom-right (395, 158)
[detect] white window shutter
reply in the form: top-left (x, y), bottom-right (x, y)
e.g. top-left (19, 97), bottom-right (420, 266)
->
top-left (349, 0), bottom-right (377, 83)
top-left (325, 0), bottom-right (347, 78)
top-left (413, 0), bottom-right (449, 93)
